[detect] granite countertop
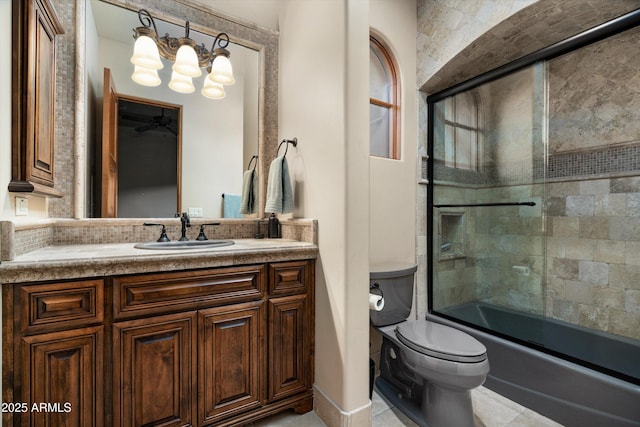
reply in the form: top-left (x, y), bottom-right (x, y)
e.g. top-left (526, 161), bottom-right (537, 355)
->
top-left (0, 239), bottom-right (318, 284)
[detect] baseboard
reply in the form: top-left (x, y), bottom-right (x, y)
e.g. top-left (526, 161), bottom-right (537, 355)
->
top-left (313, 384), bottom-right (372, 427)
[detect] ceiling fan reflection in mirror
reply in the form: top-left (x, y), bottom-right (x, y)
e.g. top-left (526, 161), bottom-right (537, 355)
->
top-left (119, 99), bottom-right (179, 136)
top-left (133, 109), bottom-right (176, 135)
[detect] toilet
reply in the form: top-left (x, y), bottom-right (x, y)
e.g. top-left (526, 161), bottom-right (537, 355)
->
top-left (370, 263), bottom-right (489, 427)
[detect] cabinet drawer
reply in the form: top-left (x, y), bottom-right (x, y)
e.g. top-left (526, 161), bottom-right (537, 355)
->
top-left (20, 279), bottom-right (104, 334)
top-left (269, 261), bottom-right (310, 296)
top-left (113, 265), bottom-right (265, 319)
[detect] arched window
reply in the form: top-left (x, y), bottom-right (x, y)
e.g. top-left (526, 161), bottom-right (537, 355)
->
top-left (370, 34), bottom-right (401, 159)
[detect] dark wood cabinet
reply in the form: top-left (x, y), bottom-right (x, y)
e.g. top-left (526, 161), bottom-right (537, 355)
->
top-left (268, 294), bottom-right (310, 401)
top-left (8, 279), bottom-right (106, 427)
top-left (4, 260), bottom-right (314, 426)
top-left (113, 312), bottom-right (197, 427)
top-left (10, 0), bottom-right (64, 196)
top-left (198, 302), bottom-right (264, 425)
top-left (21, 326), bottom-right (104, 427)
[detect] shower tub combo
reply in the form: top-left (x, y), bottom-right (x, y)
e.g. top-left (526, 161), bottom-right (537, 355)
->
top-left (426, 8), bottom-right (640, 427)
top-left (429, 303), bottom-right (640, 426)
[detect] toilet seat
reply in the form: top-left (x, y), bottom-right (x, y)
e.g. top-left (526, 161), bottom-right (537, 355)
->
top-left (395, 320), bottom-right (487, 363)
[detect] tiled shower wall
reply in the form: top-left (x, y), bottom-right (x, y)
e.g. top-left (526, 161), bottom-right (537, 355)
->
top-left (545, 24), bottom-right (640, 340)
top-left (547, 177), bottom-right (640, 340)
top-left (434, 174), bottom-right (640, 341)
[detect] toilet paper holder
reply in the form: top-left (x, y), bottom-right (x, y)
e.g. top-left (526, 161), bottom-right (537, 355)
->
top-left (370, 282), bottom-right (384, 299)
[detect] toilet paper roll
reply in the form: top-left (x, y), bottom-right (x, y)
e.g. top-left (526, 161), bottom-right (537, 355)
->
top-left (369, 293), bottom-right (384, 311)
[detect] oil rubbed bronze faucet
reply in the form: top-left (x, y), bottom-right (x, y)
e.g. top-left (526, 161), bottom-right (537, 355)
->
top-left (176, 212), bottom-right (191, 241)
top-left (143, 222), bottom-right (170, 242)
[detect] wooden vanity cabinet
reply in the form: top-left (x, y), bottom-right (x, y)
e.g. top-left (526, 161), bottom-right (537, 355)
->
top-left (268, 261), bottom-right (314, 402)
top-left (8, 279), bottom-right (105, 427)
top-left (4, 260), bottom-right (314, 427)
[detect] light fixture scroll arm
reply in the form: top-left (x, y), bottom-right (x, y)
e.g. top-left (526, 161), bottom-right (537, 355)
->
top-left (137, 9), bottom-right (159, 34)
top-left (207, 32), bottom-right (231, 64)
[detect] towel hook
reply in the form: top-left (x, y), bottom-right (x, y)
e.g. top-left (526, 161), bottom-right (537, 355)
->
top-left (247, 155), bottom-right (258, 171)
top-left (277, 137), bottom-right (298, 158)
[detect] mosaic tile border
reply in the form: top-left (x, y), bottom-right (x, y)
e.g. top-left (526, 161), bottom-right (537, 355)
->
top-left (434, 141), bottom-right (640, 186)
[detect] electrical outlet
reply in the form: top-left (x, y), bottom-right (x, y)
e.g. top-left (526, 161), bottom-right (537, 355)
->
top-left (15, 197), bottom-right (28, 216)
top-left (188, 207), bottom-right (203, 217)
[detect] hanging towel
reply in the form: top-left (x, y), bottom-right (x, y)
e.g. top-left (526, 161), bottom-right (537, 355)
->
top-left (239, 169), bottom-right (258, 214)
top-left (265, 156), bottom-right (293, 214)
top-left (223, 194), bottom-right (242, 218)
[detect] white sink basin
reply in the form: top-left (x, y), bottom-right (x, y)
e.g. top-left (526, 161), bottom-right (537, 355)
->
top-left (134, 240), bottom-right (234, 250)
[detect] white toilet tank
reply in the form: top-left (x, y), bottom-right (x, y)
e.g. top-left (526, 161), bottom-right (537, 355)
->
top-left (369, 263), bottom-right (417, 327)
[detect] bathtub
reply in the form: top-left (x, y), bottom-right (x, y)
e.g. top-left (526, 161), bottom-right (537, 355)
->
top-left (427, 302), bottom-right (640, 427)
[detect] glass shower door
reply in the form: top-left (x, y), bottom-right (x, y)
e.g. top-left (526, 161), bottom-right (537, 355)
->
top-left (429, 62), bottom-right (548, 344)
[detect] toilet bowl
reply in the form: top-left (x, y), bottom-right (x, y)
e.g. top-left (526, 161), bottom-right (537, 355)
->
top-left (370, 264), bottom-right (489, 427)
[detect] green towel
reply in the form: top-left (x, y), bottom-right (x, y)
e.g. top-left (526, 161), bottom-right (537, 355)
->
top-left (239, 169), bottom-right (257, 214)
top-left (265, 156), bottom-right (293, 214)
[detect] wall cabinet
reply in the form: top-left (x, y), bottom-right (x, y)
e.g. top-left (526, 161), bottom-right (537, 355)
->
top-left (3, 260), bottom-right (315, 427)
top-left (10, 0), bottom-right (64, 196)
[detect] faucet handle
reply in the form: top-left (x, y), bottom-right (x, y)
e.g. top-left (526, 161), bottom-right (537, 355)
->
top-left (143, 222), bottom-right (170, 242)
top-left (196, 223), bottom-right (220, 241)
top-left (175, 212), bottom-right (191, 226)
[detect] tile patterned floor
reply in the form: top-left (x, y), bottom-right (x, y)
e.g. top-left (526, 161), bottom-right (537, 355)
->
top-left (250, 386), bottom-right (564, 426)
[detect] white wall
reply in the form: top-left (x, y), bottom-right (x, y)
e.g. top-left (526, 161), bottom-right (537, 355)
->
top-left (279, 0), bottom-right (372, 424)
top-left (369, 0), bottom-right (417, 269)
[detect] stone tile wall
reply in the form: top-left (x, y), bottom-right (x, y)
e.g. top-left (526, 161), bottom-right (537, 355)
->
top-left (547, 177), bottom-right (640, 339)
top-left (434, 175), bottom-right (640, 341)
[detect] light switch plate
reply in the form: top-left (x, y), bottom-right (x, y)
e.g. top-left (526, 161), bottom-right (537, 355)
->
top-left (188, 207), bottom-right (203, 217)
top-left (15, 197), bottom-right (28, 216)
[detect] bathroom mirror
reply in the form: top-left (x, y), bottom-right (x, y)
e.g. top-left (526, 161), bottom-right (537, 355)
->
top-left (79, 0), bottom-right (279, 218)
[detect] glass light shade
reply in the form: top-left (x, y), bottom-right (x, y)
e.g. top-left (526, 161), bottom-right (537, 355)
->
top-left (168, 71), bottom-right (195, 93)
top-left (209, 55), bottom-right (235, 85)
top-left (130, 35), bottom-right (163, 70)
top-left (173, 44), bottom-right (202, 77)
top-left (131, 65), bottom-right (161, 87)
top-left (201, 78), bottom-right (225, 99)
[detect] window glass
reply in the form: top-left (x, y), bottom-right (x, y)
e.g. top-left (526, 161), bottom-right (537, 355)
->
top-left (370, 50), bottom-right (390, 102)
top-left (370, 104), bottom-right (391, 158)
top-left (369, 35), bottom-right (400, 159)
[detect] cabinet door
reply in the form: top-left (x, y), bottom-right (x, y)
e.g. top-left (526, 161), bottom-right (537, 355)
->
top-left (268, 294), bottom-right (310, 401)
top-left (21, 326), bottom-right (103, 427)
top-left (113, 312), bottom-right (196, 427)
top-left (199, 301), bottom-right (264, 425)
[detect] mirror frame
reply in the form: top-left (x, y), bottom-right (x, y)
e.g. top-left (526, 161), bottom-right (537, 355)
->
top-left (76, 0), bottom-right (279, 218)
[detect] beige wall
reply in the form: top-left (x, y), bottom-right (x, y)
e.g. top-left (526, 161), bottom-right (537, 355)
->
top-left (369, 0), bottom-right (417, 269)
top-left (279, 0), bottom-right (371, 425)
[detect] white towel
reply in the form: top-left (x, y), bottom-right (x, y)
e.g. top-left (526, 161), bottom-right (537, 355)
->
top-left (265, 156), bottom-right (293, 214)
top-left (239, 169), bottom-right (258, 214)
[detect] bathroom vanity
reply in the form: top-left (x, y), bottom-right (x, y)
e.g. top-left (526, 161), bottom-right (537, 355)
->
top-left (1, 234), bottom-right (317, 427)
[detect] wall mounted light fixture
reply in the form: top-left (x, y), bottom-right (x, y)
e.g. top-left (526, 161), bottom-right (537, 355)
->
top-left (130, 9), bottom-right (234, 99)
